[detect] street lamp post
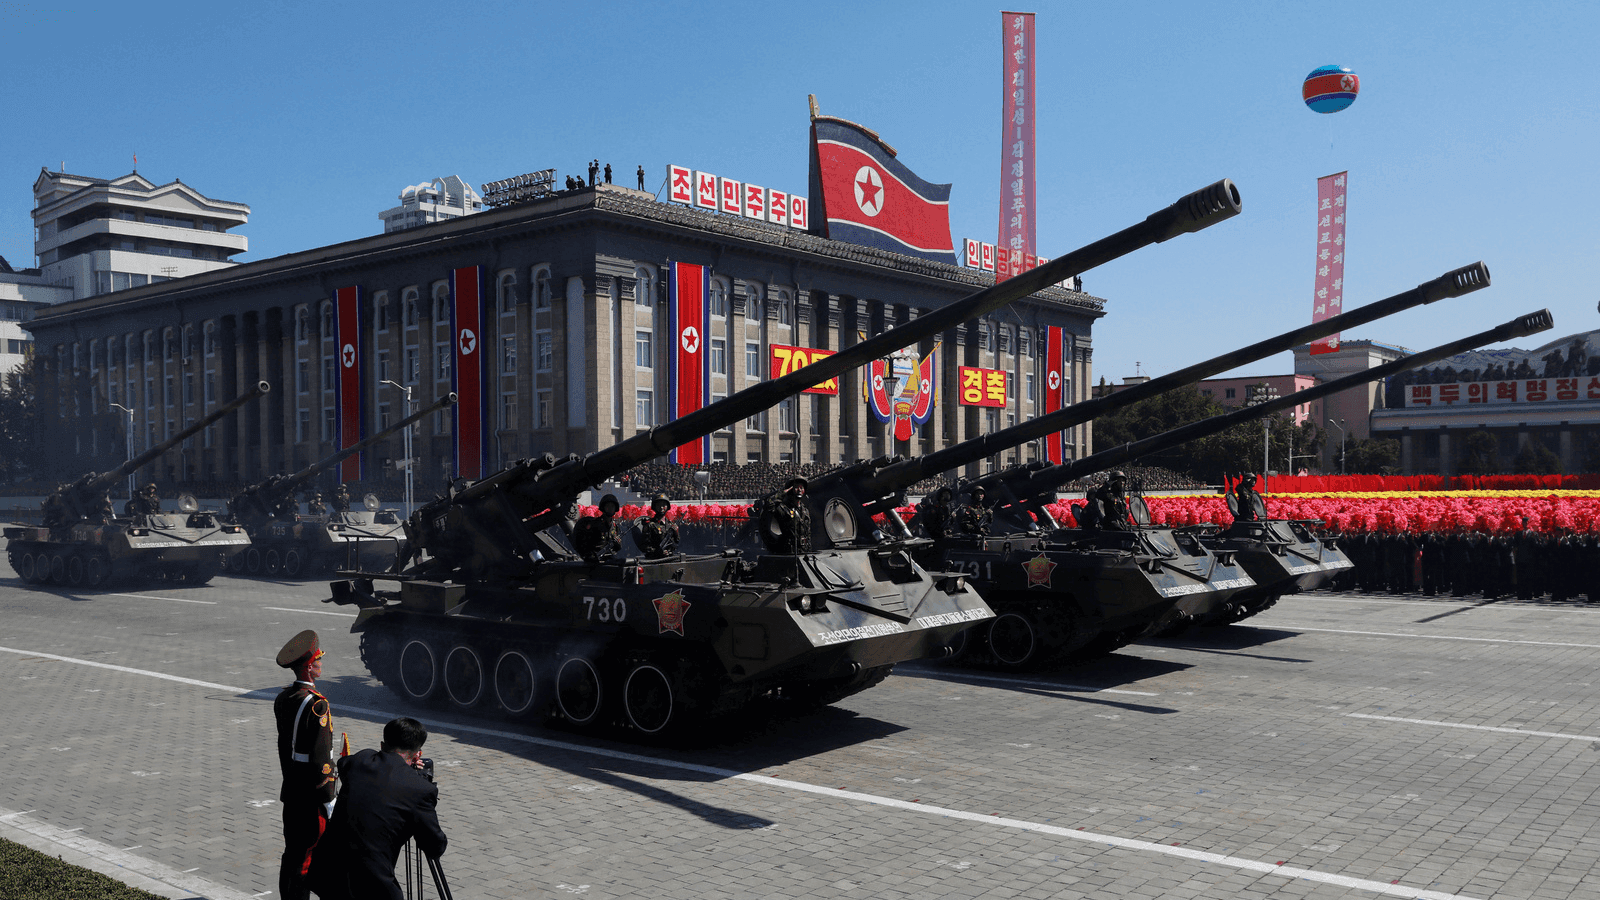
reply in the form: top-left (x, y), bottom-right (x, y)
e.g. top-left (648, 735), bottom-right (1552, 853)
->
top-left (382, 380), bottom-right (414, 517)
top-left (108, 403), bottom-right (134, 503)
top-left (1247, 384), bottom-right (1279, 474)
top-left (1327, 418), bottom-right (1347, 475)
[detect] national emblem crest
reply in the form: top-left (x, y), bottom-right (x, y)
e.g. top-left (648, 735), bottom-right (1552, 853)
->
top-left (653, 589), bottom-right (691, 636)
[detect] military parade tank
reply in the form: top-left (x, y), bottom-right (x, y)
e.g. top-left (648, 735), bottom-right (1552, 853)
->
top-left (4, 381), bottom-right (270, 588)
top-left (1029, 308), bottom-right (1554, 627)
top-left (326, 179), bottom-right (1244, 736)
top-left (226, 393), bottom-right (457, 577)
top-left (861, 263), bottom-right (1498, 668)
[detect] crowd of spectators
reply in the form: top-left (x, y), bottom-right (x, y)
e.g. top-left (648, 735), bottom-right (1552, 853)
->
top-left (617, 461), bottom-right (1206, 501)
top-left (1057, 465), bottom-right (1205, 493)
top-left (1383, 338), bottom-right (1597, 406)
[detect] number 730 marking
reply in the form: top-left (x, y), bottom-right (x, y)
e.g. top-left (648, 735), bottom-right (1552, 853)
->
top-left (583, 596), bottom-right (628, 623)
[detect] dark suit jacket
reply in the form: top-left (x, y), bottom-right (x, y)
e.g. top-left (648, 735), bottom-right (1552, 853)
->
top-left (309, 749), bottom-right (447, 900)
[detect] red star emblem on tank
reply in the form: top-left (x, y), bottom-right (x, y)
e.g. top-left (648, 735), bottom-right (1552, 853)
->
top-left (653, 589), bottom-right (691, 636)
top-left (1023, 552), bottom-right (1056, 588)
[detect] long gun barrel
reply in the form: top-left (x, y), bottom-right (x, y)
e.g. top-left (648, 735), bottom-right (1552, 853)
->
top-left (454, 179), bottom-right (1243, 535)
top-left (988, 309), bottom-right (1554, 520)
top-left (229, 393), bottom-right (458, 525)
top-left (813, 263), bottom-right (1493, 525)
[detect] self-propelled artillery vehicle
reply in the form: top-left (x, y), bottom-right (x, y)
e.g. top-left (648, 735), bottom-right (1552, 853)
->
top-left (5, 381), bottom-right (270, 587)
top-left (807, 263), bottom-right (1496, 669)
top-left (1030, 307), bottom-right (1554, 627)
top-left (326, 179), bottom-right (1244, 735)
top-left (226, 393), bottom-right (457, 577)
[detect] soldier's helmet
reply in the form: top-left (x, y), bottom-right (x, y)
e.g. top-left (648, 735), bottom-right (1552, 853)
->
top-left (935, 487), bottom-right (952, 502)
top-left (142, 482), bottom-right (158, 494)
top-left (599, 493), bottom-right (620, 514)
top-left (786, 476), bottom-right (808, 491)
top-left (1108, 471), bottom-right (1127, 482)
top-left (1242, 473), bottom-right (1258, 485)
top-left (651, 493), bottom-right (671, 511)
top-left (970, 485), bottom-right (987, 499)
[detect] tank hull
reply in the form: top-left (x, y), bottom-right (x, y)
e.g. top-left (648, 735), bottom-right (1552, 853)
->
top-left (1199, 520), bottom-right (1352, 624)
top-left (228, 511), bottom-right (404, 578)
top-left (5, 513), bottom-right (250, 588)
top-left (333, 545), bottom-right (991, 737)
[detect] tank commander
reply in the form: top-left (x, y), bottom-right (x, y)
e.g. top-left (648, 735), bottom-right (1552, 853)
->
top-left (134, 483), bottom-right (162, 516)
top-left (765, 477), bottom-right (812, 554)
top-left (572, 493), bottom-right (622, 561)
top-left (274, 630), bottom-right (337, 900)
top-left (1232, 473), bottom-right (1264, 522)
top-left (955, 486), bottom-right (993, 536)
top-left (636, 494), bottom-right (680, 559)
top-left (1086, 471), bottom-right (1133, 531)
top-left (307, 492), bottom-right (326, 516)
top-left (332, 485), bottom-right (351, 514)
top-left (93, 492), bottom-right (115, 524)
top-left (914, 487), bottom-right (954, 539)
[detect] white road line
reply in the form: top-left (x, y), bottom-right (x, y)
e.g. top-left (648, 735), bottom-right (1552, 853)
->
top-left (262, 606), bottom-right (357, 618)
top-left (1259, 625), bottom-right (1600, 649)
top-left (2, 645), bottom-right (1478, 900)
top-left (0, 645), bottom-right (248, 692)
top-left (1292, 596), bottom-right (1600, 614)
top-left (0, 806), bottom-right (258, 900)
top-left (1347, 713), bottom-right (1600, 742)
top-left (907, 669), bottom-right (1158, 696)
top-left (105, 592), bottom-right (217, 605)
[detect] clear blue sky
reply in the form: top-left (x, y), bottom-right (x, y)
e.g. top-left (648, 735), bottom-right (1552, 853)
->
top-left (4, 1), bottom-right (1595, 385)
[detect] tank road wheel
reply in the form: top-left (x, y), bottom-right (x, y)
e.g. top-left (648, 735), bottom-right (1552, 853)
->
top-left (65, 553), bottom-right (85, 587)
top-left (30, 551), bottom-right (52, 584)
top-left (622, 664), bottom-right (676, 735)
top-left (493, 650), bottom-right (543, 718)
top-left (263, 548), bottom-right (283, 576)
top-left (17, 550), bottom-right (37, 582)
top-left (85, 554), bottom-right (109, 588)
top-left (442, 644), bottom-right (486, 709)
top-left (49, 554), bottom-right (67, 585)
top-left (397, 639), bottom-right (440, 702)
top-left (283, 548), bottom-right (306, 578)
top-left (987, 611), bottom-right (1041, 669)
top-left (244, 547), bottom-right (263, 575)
top-left (555, 657), bottom-right (604, 726)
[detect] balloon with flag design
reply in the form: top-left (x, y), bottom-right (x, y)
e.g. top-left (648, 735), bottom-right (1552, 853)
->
top-left (1303, 65), bottom-right (1360, 114)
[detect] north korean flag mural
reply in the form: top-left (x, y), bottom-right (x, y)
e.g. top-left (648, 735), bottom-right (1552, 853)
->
top-left (1044, 326), bottom-right (1067, 464)
top-left (809, 116), bottom-right (956, 265)
top-left (865, 343), bottom-right (939, 443)
top-left (334, 286), bottom-right (365, 482)
top-left (451, 266), bottom-right (488, 480)
top-left (667, 262), bottom-right (711, 464)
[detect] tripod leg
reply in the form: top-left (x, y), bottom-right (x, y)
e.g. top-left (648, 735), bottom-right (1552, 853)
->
top-left (427, 855), bottom-right (454, 900)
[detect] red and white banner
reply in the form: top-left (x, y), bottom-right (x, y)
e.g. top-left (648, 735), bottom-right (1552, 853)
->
top-left (334, 285), bottom-right (364, 482)
top-left (997, 11), bottom-right (1036, 280)
top-left (770, 343), bottom-right (838, 395)
top-left (668, 262), bottom-right (710, 464)
top-left (1407, 378), bottom-right (1600, 408)
top-left (958, 366), bottom-right (1008, 407)
top-left (668, 165), bottom-right (693, 204)
top-left (1044, 325), bottom-right (1066, 464)
top-left (1311, 171), bottom-right (1348, 356)
top-left (451, 266), bottom-right (486, 480)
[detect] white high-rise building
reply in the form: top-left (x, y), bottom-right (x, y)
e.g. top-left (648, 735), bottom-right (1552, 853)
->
top-left (0, 255), bottom-right (71, 381)
top-left (32, 169), bottom-right (249, 300)
top-left (379, 176), bottom-right (483, 233)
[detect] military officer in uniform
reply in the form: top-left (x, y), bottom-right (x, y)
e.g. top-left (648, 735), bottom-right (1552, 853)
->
top-left (275, 630), bottom-right (337, 900)
top-left (955, 486), bottom-right (993, 536)
top-left (636, 494), bottom-right (679, 559)
top-left (1087, 471), bottom-right (1133, 531)
top-left (307, 492), bottom-right (326, 516)
top-left (914, 487), bottom-right (954, 539)
top-left (765, 477), bottom-right (812, 554)
top-left (332, 485), bottom-right (351, 515)
top-left (1232, 473), bottom-right (1263, 522)
top-left (572, 493), bottom-right (622, 561)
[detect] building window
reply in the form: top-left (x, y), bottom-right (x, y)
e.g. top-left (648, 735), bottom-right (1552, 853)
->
top-left (296, 360), bottom-right (309, 394)
top-left (978, 321), bottom-right (992, 353)
top-left (205, 374), bottom-right (216, 404)
top-left (1019, 328), bottom-right (1031, 357)
top-left (296, 306), bottom-right (311, 342)
top-left (710, 279), bottom-right (729, 317)
top-left (379, 402), bottom-right (392, 430)
top-left (536, 391), bottom-right (551, 428)
top-left (296, 408), bottom-right (310, 443)
top-left (636, 330), bottom-right (653, 368)
top-left (636, 389), bottom-right (654, 425)
top-left (536, 331), bottom-right (552, 371)
top-left (710, 338), bottom-right (726, 375)
top-left (163, 375), bottom-right (174, 408)
top-left (746, 409), bottom-right (767, 433)
top-left (375, 294), bottom-right (390, 332)
top-left (183, 371), bottom-right (194, 406)
top-left (322, 408), bottom-right (336, 442)
top-left (433, 284), bottom-right (450, 322)
top-left (712, 393), bottom-right (728, 431)
top-left (499, 394), bottom-right (516, 429)
top-left (745, 341), bottom-right (759, 377)
top-left (501, 336), bottom-right (517, 375)
top-left (775, 289), bottom-right (792, 325)
top-left (405, 347), bottom-right (419, 383)
top-left (635, 276), bottom-right (652, 306)
top-left (810, 395), bottom-right (821, 434)
top-left (377, 350), bottom-right (390, 382)
top-left (321, 303), bottom-right (335, 339)
top-left (1000, 326), bottom-right (1011, 354)
top-left (403, 290), bottom-right (419, 327)
top-left (498, 272), bottom-right (517, 313)
top-left (1026, 372), bottom-right (1035, 402)
top-left (778, 397), bottom-right (796, 433)
top-left (436, 343), bottom-right (451, 380)
top-left (534, 269), bottom-right (552, 310)
top-left (746, 285), bottom-right (763, 321)
top-left (1225, 388), bottom-right (1236, 399)
top-left (323, 358), bottom-right (336, 392)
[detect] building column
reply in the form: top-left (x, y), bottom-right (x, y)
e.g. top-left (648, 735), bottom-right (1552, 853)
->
top-left (1438, 430), bottom-right (1453, 477)
top-left (1399, 431), bottom-right (1412, 474)
top-left (1559, 427), bottom-right (1574, 473)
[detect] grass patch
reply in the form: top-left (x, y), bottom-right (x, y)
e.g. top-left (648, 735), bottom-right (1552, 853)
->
top-left (0, 837), bottom-right (166, 900)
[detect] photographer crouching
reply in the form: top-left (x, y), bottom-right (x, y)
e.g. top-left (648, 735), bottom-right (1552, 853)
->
top-left (309, 717), bottom-right (448, 900)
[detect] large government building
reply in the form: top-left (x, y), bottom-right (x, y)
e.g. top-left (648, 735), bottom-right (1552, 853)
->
top-left (21, 178), bottom-right (1104, 492)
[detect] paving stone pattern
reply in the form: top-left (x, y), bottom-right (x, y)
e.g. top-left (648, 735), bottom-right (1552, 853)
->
top-left (2, 564), bottom-right (1599, 899)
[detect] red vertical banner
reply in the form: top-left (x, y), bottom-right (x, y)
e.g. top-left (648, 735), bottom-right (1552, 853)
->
top-left (335, 286), bottom-right (365, 481)
top-left (997, 11), bottom-right (1036, 280)
top-left (1044, 325), bottom-right (1065, 464)
top-left (1310, 171), bottom-right (1348, 356)
top-left (451, 266), bottom-right (486, 479)
top-left (667, 262), bottom-right (710, 464)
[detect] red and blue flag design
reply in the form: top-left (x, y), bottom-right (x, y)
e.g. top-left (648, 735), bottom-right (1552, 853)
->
top-left (451, 266), bottom-right (487, 480)
top-left (1302, 65), bottom-right (1360, 114)
top-left (667, 262), bottom-right (711, 464)
top-left (1044, 326), bottom-right (1066, 464)
top-left (334, 286), bottom-right (364, 481)
top-left (809, 117), bottom-right (955, 265)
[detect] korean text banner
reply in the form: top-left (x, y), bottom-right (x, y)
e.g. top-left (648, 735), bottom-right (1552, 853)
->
top-left (997, 11), bottom-right (1036, 280)
top-left (958, 366), bottom-right (1008, 408)
top-left (1311, 172), bottom-right (1348, 356)
top-left (770, 343), bottom-right (839, 395)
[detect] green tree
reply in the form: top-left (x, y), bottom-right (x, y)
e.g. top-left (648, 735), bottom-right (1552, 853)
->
top-left (1513, 435), bottom-right (1562, 474)
top-left (1091, 385), bottom-right (1322, 483)
top-left (0, 363), bottom-right (44, 484)
top-left (1342, 437), bottom-right (1400, 474)
top-left (1457, 429), bottom-right (1499, 475)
